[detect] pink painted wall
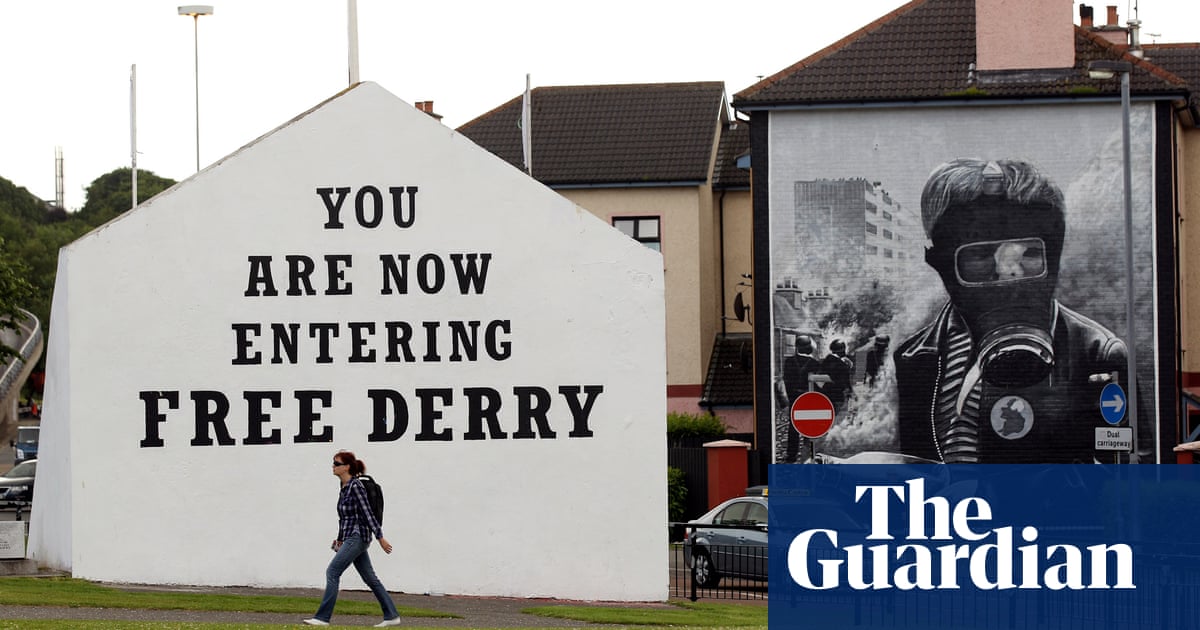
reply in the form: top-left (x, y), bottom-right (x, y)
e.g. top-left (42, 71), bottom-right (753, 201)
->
top-left (976, 0), bottom-right (1074, 71)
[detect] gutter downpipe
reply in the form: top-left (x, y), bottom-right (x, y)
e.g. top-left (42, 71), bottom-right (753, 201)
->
top-left (703, 188), bottom-right (728, 418)
top-left (719, 188), bottom-right (728, 337)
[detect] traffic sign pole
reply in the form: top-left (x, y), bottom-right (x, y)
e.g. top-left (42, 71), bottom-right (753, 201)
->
top-left (791, 392), bottom-right (835, 462)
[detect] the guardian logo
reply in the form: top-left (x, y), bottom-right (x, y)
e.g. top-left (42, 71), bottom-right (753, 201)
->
top-left (787, 478), bottom-right (1134, 591)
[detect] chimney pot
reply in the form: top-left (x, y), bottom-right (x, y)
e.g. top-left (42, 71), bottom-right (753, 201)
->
top-left (1080, 4), bottom-right (1093, 28)
top-left (1107, 5), bottom-right (1118, 26)
top-left (413, 101), bottom-right (444, 122)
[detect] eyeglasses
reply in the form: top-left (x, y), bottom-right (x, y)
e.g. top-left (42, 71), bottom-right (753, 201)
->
top-left (332, 460), bottom-right (346, 467)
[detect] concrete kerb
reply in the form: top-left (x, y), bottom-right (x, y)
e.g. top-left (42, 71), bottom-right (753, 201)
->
top-left (0, 572), bottom-right (691, 627)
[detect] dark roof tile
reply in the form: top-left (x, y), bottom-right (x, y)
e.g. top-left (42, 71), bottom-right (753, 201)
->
top-left (713, 121), bottom-right (750, 189)
top-left (1143, 43), bottom-right (1200, 110)
top-left (734, 0), bottom-right (1189, 108)
top-left (700, 333), bottom-right (754, 407)
top-left (458, 82), bottom-right (726, 186)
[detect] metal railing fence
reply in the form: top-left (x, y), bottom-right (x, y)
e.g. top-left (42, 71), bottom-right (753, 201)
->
top-left (669, 523), bottom-right (768, 601)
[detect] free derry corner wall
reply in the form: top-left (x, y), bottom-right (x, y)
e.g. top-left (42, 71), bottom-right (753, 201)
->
top-left (27, 82), bottom-right (667, 601)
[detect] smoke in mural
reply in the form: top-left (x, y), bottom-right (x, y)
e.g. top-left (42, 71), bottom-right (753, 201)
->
top-left (768, 104), bottom-right (1158, 464)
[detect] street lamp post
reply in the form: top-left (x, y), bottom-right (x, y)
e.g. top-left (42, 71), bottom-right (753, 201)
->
top-left (178, 5), bottom-right (214, 173)
top-left (1088, 59), bottom-right (1139, 458)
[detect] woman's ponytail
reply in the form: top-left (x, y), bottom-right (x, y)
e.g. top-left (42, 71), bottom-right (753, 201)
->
top-left (336, 450), bottom-right (367, 475)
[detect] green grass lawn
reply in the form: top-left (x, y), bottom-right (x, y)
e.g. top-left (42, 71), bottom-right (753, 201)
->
top-left (0, 577), bottom-right (768, 629)
top-left (525, 601), bottom-right (767, 627)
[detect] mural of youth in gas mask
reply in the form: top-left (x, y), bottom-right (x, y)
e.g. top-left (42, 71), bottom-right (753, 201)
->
top-left (893, 158), bottom-right (1133, 464)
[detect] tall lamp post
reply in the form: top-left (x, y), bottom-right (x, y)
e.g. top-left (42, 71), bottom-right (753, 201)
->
top-left (1088, 59), bottom-right (1139, 457)
top-left (178, 5), bottom-right (214, 173)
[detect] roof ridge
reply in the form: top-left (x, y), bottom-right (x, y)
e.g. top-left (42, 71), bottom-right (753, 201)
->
top-left (1142, 42), bottom-right (1200, 50)
top-left (1077, 27), bottom-right (1190, 89)
top-left (539, 81), bottom-right (725, 91)
top-left (457, 93), bottom-right (522, 132)
top-left (735, 0), bottom-right (929, 101)
top-left (460, 82), bottom-right (726, 132)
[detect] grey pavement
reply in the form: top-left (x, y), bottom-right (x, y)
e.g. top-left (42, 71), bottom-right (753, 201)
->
top-left (0, 574), bottom-right (696, 628)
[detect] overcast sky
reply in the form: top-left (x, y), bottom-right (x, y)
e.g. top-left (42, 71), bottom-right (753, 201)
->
top-left (3, 1), bottom-right (1199, 210)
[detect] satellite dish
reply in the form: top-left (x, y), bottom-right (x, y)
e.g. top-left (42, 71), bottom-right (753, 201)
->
top-left (733, 292), bottom-right (747, 322)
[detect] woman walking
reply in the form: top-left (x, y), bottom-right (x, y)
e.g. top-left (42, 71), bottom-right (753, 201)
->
top-left (304, 451), bottom-right (401, 627)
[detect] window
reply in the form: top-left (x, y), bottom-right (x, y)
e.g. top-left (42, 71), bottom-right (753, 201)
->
top-left (612, 217), bottom-right (661, 251)
top-left (865, 223), bottom-right (878, 235)
top-left (745, 503), bottom-right (767, 525)
top-left (882, 210), bottom-right (893, 221)
top-left (715, 502), bottom-right (750, 525)
top-left (883, 229), bottom-right (893, 240)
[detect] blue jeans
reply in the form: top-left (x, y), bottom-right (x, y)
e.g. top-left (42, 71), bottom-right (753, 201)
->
top-left (313, 534), bottom-right (399, 622)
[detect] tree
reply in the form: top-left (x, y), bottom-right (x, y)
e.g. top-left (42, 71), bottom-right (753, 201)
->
top-left (0, 168), bottom-right (176, 362)
top-left (78, 168), bottom-right (176, 225)
top-left (0, 177), bottom-right (51, 225)
top-left (0, 237), bottom-right (37, 359)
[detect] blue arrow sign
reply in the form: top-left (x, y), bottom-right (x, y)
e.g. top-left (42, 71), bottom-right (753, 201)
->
top-left (1100, 382), bottom-right (1126, 425)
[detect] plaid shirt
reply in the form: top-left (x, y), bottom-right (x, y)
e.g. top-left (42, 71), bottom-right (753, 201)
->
top-left (336, 477), bottom-right (383, 542)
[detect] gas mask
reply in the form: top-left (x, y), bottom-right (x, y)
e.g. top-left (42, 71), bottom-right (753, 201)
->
top-left (926, 198), bottom-right (1065, 388)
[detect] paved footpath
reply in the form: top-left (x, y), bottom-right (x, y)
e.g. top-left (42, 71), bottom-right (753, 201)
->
top-left (0, 580), bottom-right (690, 627)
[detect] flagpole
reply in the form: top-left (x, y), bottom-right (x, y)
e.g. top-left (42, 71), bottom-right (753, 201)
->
top-left (347, 0), bottom-right (360, 85)
top-left (131, 64), bottom-right (138, 210)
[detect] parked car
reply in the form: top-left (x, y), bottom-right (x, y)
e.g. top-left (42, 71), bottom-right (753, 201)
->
top-left (0, 458), bottom-right (36, 503)
top-left (11, 425), bottom-right (39, 462)
top-left (683, 493), bottom-right (768, 587)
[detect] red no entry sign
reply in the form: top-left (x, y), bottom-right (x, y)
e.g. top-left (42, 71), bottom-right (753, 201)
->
top-left (791, 391), bottom-right (835, 438)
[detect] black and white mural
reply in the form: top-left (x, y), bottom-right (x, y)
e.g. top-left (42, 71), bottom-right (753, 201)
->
top-left (767, 103), bottom-right (1159, 464)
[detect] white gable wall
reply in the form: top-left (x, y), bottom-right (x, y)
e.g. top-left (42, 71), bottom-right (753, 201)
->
top-left (29, 83), bottom-right (667, 600)
top-left (27, 258), bottom-right (73, 571)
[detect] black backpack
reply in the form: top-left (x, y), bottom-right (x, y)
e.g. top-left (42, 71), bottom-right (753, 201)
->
top-left (357, 475), bottom-right (385, 525)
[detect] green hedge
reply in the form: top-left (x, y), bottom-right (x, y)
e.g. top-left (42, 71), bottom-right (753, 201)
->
top-left (667, 466), bottom-right (688, 523)
top-left (666, 411), bottom-right (727, 443)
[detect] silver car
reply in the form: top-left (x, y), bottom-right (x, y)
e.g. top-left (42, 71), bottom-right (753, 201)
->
top-left (0, 459), bottom-right (36, 503)
top-left (683, 495), bottom-right (768, 587)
